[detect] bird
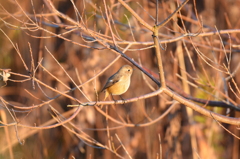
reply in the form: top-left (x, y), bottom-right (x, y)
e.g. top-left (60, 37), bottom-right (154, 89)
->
top-left (101, 65), bottom-right (133, 100)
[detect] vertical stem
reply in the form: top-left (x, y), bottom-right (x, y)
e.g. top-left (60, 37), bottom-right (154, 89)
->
top-left (153, 26), bottom-right (166, 88)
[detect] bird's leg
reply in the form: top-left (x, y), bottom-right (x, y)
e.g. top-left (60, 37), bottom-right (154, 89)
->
top-left (111, 94), bottom-right (117, 105)
top-left (119, 95), bottom-right (126, 105)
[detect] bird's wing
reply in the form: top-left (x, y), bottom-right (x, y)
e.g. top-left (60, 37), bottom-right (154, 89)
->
top-left (101, 74), bottom-right (122, 92)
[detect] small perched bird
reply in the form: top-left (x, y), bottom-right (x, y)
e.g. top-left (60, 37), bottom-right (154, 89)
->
top-left (101, 65), bottom-right (133, 100)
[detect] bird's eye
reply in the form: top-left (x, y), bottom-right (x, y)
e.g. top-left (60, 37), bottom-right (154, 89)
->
top-left (128, 69), bottom-right (130, 71)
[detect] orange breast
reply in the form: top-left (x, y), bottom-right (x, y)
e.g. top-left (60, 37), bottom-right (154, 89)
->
top-left (107, 78), bottom-right (130, 95)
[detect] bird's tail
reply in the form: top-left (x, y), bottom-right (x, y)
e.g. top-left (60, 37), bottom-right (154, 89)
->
top-left (103, 89), bottom-right (109, 101)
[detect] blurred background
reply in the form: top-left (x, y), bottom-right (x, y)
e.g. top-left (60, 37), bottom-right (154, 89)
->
top-left (1, 0), bottom-right (240, 158)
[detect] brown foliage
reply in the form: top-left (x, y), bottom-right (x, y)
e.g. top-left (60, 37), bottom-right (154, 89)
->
top-left (1, 0), bottom-right (240, 158)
